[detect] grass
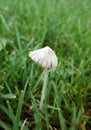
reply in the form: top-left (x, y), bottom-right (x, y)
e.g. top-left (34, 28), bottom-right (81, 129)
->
top-left (0, 0), bottom-right (91, 129)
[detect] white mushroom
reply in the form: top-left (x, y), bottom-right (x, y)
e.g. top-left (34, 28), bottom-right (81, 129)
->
top-left (29, 46), bottom-right (58, 109)
top-left (29, 46), bottom-right (58, 68)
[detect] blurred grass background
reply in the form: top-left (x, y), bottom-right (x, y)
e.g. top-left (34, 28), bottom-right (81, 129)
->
top-left (0, 0), bottom-right (91, 130)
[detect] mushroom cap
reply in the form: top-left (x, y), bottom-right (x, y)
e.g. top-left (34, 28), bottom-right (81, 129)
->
top-left (29, 46), bottom-right (58, 68)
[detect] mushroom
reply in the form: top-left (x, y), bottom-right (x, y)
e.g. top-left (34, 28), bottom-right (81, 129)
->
top-left (29, 46), bottom-right (58, 109)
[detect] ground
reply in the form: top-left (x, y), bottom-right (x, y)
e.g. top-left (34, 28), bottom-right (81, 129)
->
top-left (0, 0), bottom-right (91, 130)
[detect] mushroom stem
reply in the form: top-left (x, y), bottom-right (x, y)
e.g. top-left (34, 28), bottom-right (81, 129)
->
top-left (40, 68), bottom-right (48, 109)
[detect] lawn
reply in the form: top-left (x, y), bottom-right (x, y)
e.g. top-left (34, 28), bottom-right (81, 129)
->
top-left (0, 0), bottom-right (91, 130)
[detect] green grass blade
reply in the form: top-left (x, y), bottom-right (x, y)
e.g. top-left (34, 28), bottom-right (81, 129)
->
top-left (6, 101), bottom-right (17, 129)
top-left (31, 94), bottom-right (42, 130)
top-left (15, 79), bottom-right (28, 128)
